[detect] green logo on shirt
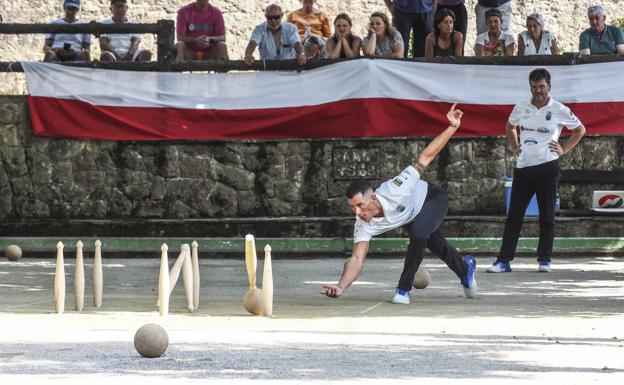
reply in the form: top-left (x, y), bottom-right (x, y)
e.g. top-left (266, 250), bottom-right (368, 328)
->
top-left (392, 178), bottom-right (403, 187)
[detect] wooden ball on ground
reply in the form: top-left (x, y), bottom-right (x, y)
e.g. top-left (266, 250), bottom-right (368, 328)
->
top-left (5, 245), bottom-right (22, 261)
top-left (134, 323), bottom-right (168, 358)
top-left (243, 288), bottom-right (264, 315)
top-left (413, 266), bottom-right (431, 289)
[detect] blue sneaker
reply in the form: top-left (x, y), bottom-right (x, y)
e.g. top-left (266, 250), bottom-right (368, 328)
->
top-left (460, 255), bottom-right (477, 298)
top-left (486, 260), bottom-right (512, 273)
top-left (538, 260), bottom-right (551, 272)
top-left (391, 288), bottom-right (411, 304)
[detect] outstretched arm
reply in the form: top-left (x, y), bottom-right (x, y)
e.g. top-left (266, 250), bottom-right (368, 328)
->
top-left (414, 103), bottom-right (464, 171)
top-left (322, 241), bottom-right (369, 298)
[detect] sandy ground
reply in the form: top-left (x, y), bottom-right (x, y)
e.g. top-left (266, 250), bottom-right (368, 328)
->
top-left (1, 255), bottom-right (623, 384)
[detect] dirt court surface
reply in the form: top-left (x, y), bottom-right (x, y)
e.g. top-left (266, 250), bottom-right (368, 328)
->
top-left (1, 255), bottom-right (623, 384)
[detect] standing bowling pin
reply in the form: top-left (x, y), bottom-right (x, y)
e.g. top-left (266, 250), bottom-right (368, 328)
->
top-left (243, 234), bottom-right (263, 315)
top-left (74, 240), bottom-right (85, 311)
top-left (262, 244), bottom-right (273, 317)
top-left (191, 241), bottom-right (200, 311)
top-left (54, 241), bottom-right (65, 314)
top-left (93, 239), bottom-right (103, 308)
top-left (181, 244), bottom-right (194, 312)
top-left (158, 243), bottom-right (169, 316)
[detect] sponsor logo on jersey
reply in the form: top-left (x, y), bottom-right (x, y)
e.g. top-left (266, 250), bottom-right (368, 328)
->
top-left (545, 111), bottom-right (553, 121)
top-left (392, 178), bottom-right (403, 187)
top-left (396, 204), bottom-right (406, 213)
top-left (537, 127), bottom-right (550, 134)
top-left (524, 138), bottom-right (538, 145)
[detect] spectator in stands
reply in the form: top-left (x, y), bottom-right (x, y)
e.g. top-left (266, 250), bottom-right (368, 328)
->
top-left (517, 12), bottom-right (558, 56)
top-left (326, 13), bottom-right (362, 59)
top-left (43, 0), bottom-right (91, 62)
top-left (384, 0), bottom-right (435, 58)
top-left (286, 0), bottom-right (331, 40)
top-left (425, 8), bottom-right (464, 57)
top-left (243, 4), bottom-right (306, 66)
top-left (99, 0), bottom-right (151, 62)
top-left (362, 11), bottom-right (404, 58)
top-left (437, 1), bottom-right (467, 54)
top-left (474, 8), bottom-right (515, 56)
top-left (302, 33), bottom-right (326, 59)
top-left (579, 5), bottom-right (624, 55)
top-left (475, 0), bottom-right (512, 36)
top-left (175, 0), bottom-right (228, 61)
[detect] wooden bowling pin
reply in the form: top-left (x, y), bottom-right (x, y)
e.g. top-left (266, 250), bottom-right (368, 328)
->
top-left (181, 244), bottom-right (194, 312)
top-left (191, 241), bottom-right (200, 311)
top-left (54, 241), bottom-right (65, 314)
top-left (262, 244), bottom-right (273, 317)
top-left (93, 239), bottom-right (103, 308)
top-left (74, 240), bottom-right (85, 311)
top-left (158, 243), bottom-right (169, 316)
top-left (243, 234), bottom-right (263, 315)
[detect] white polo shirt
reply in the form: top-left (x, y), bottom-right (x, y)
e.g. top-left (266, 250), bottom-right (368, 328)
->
top-left (353, 166), bottom-right (428, 243)
top-left (100, 18), bottom-right (141, 57)
top-left (509, 97), bottom-right (582, 168)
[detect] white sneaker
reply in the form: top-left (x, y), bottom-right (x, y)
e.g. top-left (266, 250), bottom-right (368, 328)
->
top-left (538, 261), bottom-right (552, 272)
top-left (391, 288), bottom-right (410, 305)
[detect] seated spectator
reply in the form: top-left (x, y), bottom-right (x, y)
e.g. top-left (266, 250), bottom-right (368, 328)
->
top-left (425, 8), bottom-right (464, 58)
top-left (243, 4), bottom-right (306, 66)
top-left (287, 0), bottom-right (331, 39)
top-left (175, 0), bottom-right (228, 61)
top-left (517, 12), bottom-right (558, 56)
top-left (43, 0), bottom-right (91, 62)
top-left (579, 5), bottom-right (624, 55)
top-left (326, 13), bottom-right (361, 59)
top-left (474, 8), bottom-right (515, 56)
top-left (99, 0), bottom-right (151, 62)
top-left (362, 11), bottom-right (404, 58)
top-left (475, 0), bottom-right (513, 35)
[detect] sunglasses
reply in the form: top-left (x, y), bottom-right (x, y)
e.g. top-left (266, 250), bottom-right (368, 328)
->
top-left (266, 14), bottom-right (282, 20)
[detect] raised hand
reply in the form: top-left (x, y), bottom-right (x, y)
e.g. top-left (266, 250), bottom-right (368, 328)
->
top-left (446, 103), bottom-right (464, 128)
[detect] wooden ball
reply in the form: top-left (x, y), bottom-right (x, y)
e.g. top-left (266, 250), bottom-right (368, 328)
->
top-left (413, 266), bottom-right (431, 289)
top-left (5, 245), bottom-right (22, 261)
top-left (134, 323), bottom-right (168, 358)
top-left (243, 288), bottom-right (264, 315)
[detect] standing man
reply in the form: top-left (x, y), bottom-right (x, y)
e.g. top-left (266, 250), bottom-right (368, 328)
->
top-left (322, 104), bottom-right (477, 304)
top-left (475, 0), bottom-right (513, 36)
top-left (175, 0), bottom-right (228, 61)
top-left (579, 5), bottom-right (624, 55)
top-left (99, 0), bottom-right (152, 62)
top-left (487, 68), bottom-right (586, 274)
top-left (384, 0), bottom-right (437, 58)
top-left (43, 0), bottom-right (91, 62)
top-left (244, 4), bottom-right (307, 66)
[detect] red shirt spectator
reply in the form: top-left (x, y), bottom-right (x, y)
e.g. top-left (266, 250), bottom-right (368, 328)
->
top-left (175, 0), bottom-right (228, 60)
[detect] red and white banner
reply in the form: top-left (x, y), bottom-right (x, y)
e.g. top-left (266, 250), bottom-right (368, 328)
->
top-left (23, 60), bottom-right (624, 141)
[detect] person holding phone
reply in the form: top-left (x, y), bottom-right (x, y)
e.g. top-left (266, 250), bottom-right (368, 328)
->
top-left (43, 0), bottom-right (91, 62)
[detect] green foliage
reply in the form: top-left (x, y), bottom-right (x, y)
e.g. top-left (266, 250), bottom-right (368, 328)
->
top-left (613, 17), bottom-right (624, 31)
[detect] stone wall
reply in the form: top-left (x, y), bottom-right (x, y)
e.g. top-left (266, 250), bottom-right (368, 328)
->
top-left (1, 95), bottom-right (623, 225)
top-left (2, 0), bottom-right (624, 94)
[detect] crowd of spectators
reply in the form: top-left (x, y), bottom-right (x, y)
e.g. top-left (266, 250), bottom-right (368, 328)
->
top-left (4, 0), bottom-right (622, 63)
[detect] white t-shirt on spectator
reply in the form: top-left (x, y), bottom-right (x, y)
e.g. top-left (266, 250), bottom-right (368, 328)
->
top-left (100, 18), bottom-right (140, 57)
top-left (509, 97), bottom-right (582, 169)
top-left (46, 18), bottom-right (92, 51)
top-left (353, 166), bottom-right (428, 243)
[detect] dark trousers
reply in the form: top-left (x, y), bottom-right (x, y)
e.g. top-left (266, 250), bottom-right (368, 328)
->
top-left (393, 10), bottom-right (434, 58)
top-left (398, 183), bottom-right (467, 291)
top-left (499, 160), bottom-right (560, 262)
top-left (437, 2), bottom-right (468, 55)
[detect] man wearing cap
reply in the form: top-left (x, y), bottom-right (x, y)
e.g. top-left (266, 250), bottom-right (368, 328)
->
top-left (43, 0), bottom-right (91, 62)
top-left (579, 4), bottom-right (624, 55)
top-left (475, 0), bottom-right (513, 36)
top-left (175, 0), bottom-right (228, 61)
top-left (243, 4), bottom-right (306, 66)
top-left (99, 0), bottom-right (151, 62)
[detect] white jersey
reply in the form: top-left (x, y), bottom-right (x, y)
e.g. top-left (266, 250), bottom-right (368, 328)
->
top-left (45, 18), bottom-right (92, 51)
top-left (100, 18), bottom-right (141, 57)
top-left (353, 166), bottom-right (428, 243)
top-left (519, 30), bottom-right (556, 55)
top-left (509, 97), bottom-right (582, 168)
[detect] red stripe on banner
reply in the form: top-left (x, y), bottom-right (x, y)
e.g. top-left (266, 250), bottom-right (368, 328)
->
top-left (28, 96), bottom-right (624, 141)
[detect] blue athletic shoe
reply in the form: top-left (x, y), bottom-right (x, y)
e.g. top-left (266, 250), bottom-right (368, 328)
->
top-left (460, 255), bottom-right (477, 298)
top-left (538, 260), bottom-right (552, 272)
top-left (486, 261), bottom-right (512, 273)
top-left (391, 288), bottom-right (411, 304)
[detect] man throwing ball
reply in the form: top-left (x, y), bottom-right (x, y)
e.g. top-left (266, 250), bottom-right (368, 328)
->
top-left (322, 104), bottom-right (477, 304)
